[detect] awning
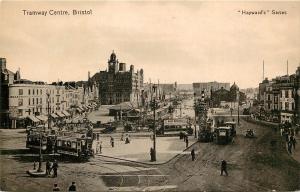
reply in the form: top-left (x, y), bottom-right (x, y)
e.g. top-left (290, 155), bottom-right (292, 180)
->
top-left (62, 110), bottom-right (71, 117)
top-left (27, 115), bottom-right (40, 123)
top-left (51, 113), bottom-right (58, 118)
top-left (36, 115), bottom-right (48, 122)
top-left (76, 108), bottom-right (83, 113)
top-left (56, 111), bottom-right (65, 118)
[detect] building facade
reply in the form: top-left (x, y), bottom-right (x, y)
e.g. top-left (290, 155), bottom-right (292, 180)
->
top-left (193, 81), bottom-right (230, 98)
top-left (95, 51), bottom-right (144, 105)
top-left (0, 58), bottom-right (21, 128)
top-left (8, 81), bottom-right (67, 128)
top-left (258, 73), bottom-right (297, 123)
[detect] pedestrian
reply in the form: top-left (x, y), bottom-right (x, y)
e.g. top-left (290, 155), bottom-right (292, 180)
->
top-left (33, 161), bottom-right (36, 170)
top-left (220, 160), bottom-right (228, 176)
top-left (150, 147), bottom-right (154, 161)
top-left (186, 137), bottom-right (189, 148)
top-left (68, 181), bottom-right (76, 192)
top-left (52, 160), bottom-right (58, 178)
top-left (291, 137), bottom-right (297, 150)
top-left (110, 137), bottom-right (114, 148)
top-left (285, 132), bottom-right (289, 142)
top-left (288, 141), bottom-right (292, 154)
top-left (191, 149), bottom-right (195, 161)
top-left (99, 142), bottom-right (102, 154)
top-left (46, 160), bottom-right (51, 176)
top-left (53, 183), bottom-right (60, 191)
top-left (121, 133), bottom-right (124, 141)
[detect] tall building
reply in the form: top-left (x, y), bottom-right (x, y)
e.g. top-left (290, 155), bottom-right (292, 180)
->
top-left (258, 73), bottom-right (296, 123)
top-left (193, 81), bottom-right (230, 97)
top-left (8, 80), bottom-right (68, 128)
top-left (0, 58), bottom-right (20, 128)
top-left (93, 51), bottom-right (144, 105)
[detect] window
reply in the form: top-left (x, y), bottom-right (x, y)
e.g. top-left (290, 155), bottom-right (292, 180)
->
top-left (33, 89), bottom-right (35, 95)
top-left (32, 98), bottom-right (35, 105)
top-left (40, 89), bottom-right (42, 95)
top-left (28, 98), bottom-right (31, 105)
top-left (285, 90), bottom-right (289, 98)
top-left (36, 98), bottom-right (38, 104)
top-left (292, 103), bottom-right (295, 110)
top-left (18, 99), bottom-right (23, 106)
top-left (18, 109), bottom-right (23, 116)
top-left (28, 89), bottom-right (31, 95)
top-left (19, 89), bottom-right (23, 95)
top-left (285, 102), bottom-right (289, 110)
top-left (40, 98), bottom-right (42, 104)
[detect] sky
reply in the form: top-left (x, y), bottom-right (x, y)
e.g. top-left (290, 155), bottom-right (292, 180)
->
top-left (0, 1), bottom-right (300, 89)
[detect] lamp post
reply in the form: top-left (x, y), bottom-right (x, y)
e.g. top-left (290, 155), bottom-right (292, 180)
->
top-left (193, 95), bottom-right (197, 138)
top-left (47, 93), bottom-right (50, 130)
top-left (37, 128), bottom-right (43, 172)
top-left (151, 84), bottom-right (157, 161)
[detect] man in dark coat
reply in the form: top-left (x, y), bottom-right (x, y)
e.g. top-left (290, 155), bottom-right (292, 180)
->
top-left (186, 137), bottom-right (189, 148)
top-left (46, 161), bottom-right (51, 176)
top-left (52, 160), bottom-right (58, 178)
top-left (53, 183), bottom-right (60, 191)
top-left (191, 149), bottom-right (195, 161)
top-left (68, 182), bottom-right (76, 191)
top-left (220, 160), bottom-right (228, 176)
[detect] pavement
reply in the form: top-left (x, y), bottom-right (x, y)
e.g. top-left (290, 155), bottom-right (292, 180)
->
top-left (94, 135), bottom-right (198, 165)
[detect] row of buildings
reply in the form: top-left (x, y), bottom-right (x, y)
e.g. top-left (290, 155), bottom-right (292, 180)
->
top-left (193, 81), bottom-right (246, 108)
top-left (0, 58), bottom-right (99, 128)
top-left (258, 66), bottom-right (300, 123)
top-left (1, 51), bottom-right (179, 128)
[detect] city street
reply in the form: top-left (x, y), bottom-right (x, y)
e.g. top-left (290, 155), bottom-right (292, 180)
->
top-left (1, 109), bottom-right (299, 191)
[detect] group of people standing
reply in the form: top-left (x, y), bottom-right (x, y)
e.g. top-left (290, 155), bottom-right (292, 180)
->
top-left (281, 126), bottom-right (298, 154)
top-left (46, 160), bottom-right (59, 177)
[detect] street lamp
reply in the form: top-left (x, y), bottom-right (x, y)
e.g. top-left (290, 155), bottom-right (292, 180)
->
top-left (151, 84), bottom-right (158, 161)
top-left (37, 129), bottom-right (43, 172)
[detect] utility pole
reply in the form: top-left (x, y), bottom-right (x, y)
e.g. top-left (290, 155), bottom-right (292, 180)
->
top-left (237, 89), bottom-right (240, 125)
top-left (47, 93), bottom-right (50, 130)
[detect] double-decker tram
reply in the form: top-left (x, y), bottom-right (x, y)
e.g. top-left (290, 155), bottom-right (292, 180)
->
top-left (26, 126), bottom-right (49, 151)
top-left (26, 123), bottom-right (95, 160)
top-left (55, 130), bottom-right (94, 160)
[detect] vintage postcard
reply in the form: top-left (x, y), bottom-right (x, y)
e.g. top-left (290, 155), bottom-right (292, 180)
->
top-left (0, 1), bottom-right (300, 192)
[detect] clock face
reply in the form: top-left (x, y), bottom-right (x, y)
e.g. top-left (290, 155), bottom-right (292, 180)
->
top-left (297, 89), bottom-right (300, 96)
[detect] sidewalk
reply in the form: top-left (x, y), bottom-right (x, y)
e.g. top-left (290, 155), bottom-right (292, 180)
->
top-left (94, 135), bottom-right (198, 165)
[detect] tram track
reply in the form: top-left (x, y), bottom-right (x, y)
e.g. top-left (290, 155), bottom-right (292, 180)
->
top-left (91, 156), bottom-right (170, 190)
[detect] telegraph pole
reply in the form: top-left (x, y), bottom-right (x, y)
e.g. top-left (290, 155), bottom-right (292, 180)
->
top-left (237, 89), bottom-right (240, 125)
top-left (47, 93), bottom-right (50, 130)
